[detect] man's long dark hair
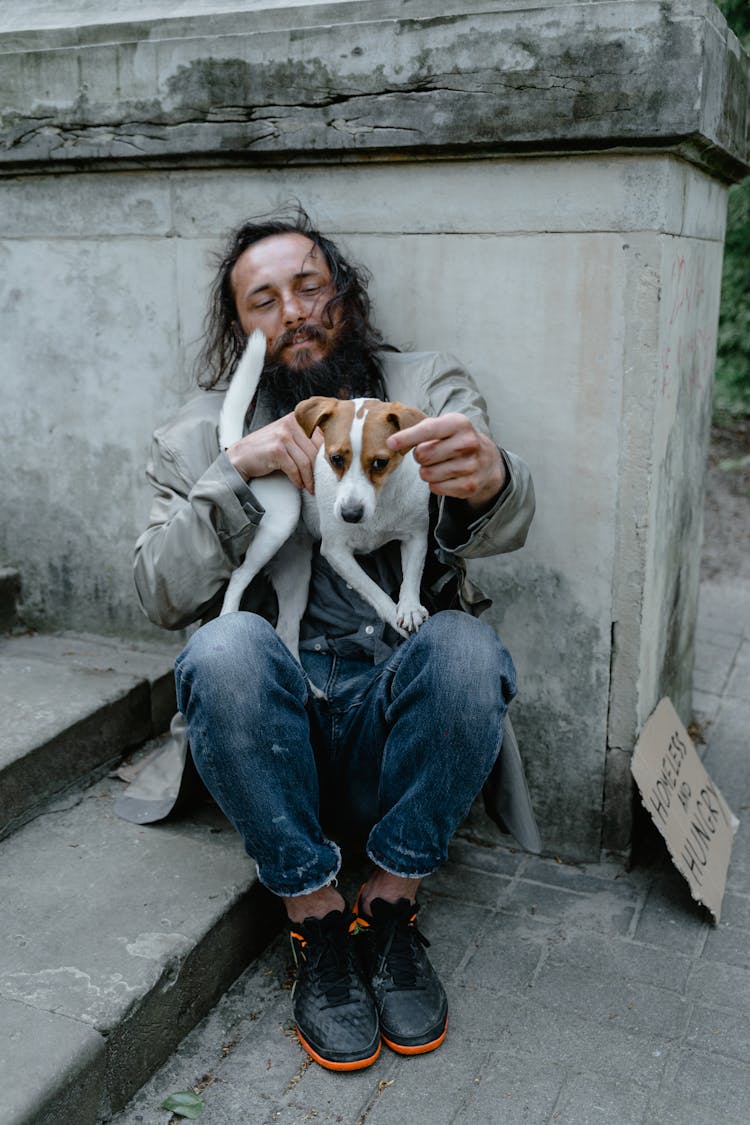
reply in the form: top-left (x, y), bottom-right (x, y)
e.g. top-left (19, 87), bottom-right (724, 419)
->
top-left (194, 206), bottom-right (386, 390)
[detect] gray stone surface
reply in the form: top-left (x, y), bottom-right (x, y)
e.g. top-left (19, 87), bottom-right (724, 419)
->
top-left (0, 771), bottom-right (281, 1122)
top-left (0, 632), bottom-right (179, 836)
top-left (1, 997), bottom-right (105, 1125)
top-left (107, 573), bottom-right (750, 1125)
top-left (1, 2), bottom-right (748, 180)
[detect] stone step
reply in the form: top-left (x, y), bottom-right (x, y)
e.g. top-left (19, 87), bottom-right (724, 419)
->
top-left (0, 631), bottom-right (180, 840)
top-left (0, 769), bottom-right (281, 1125)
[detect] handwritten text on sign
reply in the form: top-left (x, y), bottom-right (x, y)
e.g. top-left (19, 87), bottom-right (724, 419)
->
top-left (631, 698), bottom-right (737, 924)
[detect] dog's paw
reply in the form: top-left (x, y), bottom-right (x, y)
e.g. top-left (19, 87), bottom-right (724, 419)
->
top-left (396, 602), bottom-right (429, 634)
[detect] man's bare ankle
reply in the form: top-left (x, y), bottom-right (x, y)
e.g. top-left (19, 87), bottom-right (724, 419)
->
top-left (284, 884), bottom-right (346, 924)
top-left (359, 869), bottom-right (422, 916)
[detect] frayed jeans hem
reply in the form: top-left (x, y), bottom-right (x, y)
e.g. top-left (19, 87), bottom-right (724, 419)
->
top-left (366, 846), bottom-right (437, 882)
top-left (256, 842), bottom-right (342, 899)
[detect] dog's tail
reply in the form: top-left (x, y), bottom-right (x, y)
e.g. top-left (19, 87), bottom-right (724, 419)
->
top-left (219, 329), bottom-right (267, 449)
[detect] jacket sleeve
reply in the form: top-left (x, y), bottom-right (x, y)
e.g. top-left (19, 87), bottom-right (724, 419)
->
top-left (133, 432), bottom-right (265, 630)
top-left (418, 353), bottom-right (536, 558)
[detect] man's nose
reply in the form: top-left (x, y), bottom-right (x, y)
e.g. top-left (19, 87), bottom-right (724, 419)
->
top-left (281, 293), bottom-right (306, 325)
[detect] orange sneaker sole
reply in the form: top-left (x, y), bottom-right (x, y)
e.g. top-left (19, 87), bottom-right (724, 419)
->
top-left (295, 1028), bottom-right (382, 1072)
top-left (381, 1018), bottom-right (448, 1056)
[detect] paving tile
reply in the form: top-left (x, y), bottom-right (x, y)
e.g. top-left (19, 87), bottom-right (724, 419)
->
top-left (633, 867), bottom-right (708, 954)
top-left (702, 919), bottom-right (750, 970)
top-left (700, 698), bottom-right (750, 801)
top-left (530, 930), bottom-right (692, 992)
top-left (522, 855), bottom-right (643, 896)
top-left (448, 989), bottom-right (670, 1087)
top-left (551, 1070), bottom-right (649, 1125)
top-left (503, 878), bottom-right (637, 936)
top-left (448, 837), bottom-right (525, 878)
top-left (456, 1048), bottom-right (565, 1125)
top-left (664, 1047), bottom-right (750, 1122)
top-left (364, 1046), bottom-right (483, 1125)
top-left (422, 860), bottom-right (510, 908)
top-left (686, 956), bottom-right (750, 1013)
top-left (716, 890), bottom-right (750, 929)
top-left (725, 640), bottom-right (750, 703)
top-left (531, 958), bottom-right (690, 1040)
top-left (696, 583), bottom-right (750, 640)
top-left (643, 1096), bottom-right (742, 1125)
top-left (685, 1001), bottom-right (750, 1063)
top-left (691, 639), bottom-right (739, 696)
top-left (690, 689), bottom-right (723, 722)
top-left (693, 622), bottom-right (744, 651)
top-left (457, 912), bottom-right (548, 994)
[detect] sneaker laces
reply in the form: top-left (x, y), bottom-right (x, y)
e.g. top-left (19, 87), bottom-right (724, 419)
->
top-left (291, 912), bottom-right (356, 1009)
top-left (371, 899), bottom-right (431, 990)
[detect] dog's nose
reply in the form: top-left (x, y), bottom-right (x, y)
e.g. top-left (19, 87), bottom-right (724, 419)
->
top-left (340, 502), bottom-right (364, 524)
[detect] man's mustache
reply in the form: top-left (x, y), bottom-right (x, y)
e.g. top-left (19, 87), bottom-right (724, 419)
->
top-left (267, 324), bottom-right (327, 361)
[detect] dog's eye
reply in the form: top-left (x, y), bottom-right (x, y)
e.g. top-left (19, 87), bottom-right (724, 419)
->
top-left (329, 453), bottom-right (345, 470)
top-left (371, 458), bottom-right (389, 473)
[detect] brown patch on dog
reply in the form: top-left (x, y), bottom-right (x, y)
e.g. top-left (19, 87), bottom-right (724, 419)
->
top-left (295, 396), bottom-right (355, 479)
top-left (295, 396), bottom-right (428, 487)
top-left (360, 401), bottom-right (428, 491)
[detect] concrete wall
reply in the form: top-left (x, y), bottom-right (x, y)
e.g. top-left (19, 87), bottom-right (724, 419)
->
top-left (1, 1), bottom-right (747, 859)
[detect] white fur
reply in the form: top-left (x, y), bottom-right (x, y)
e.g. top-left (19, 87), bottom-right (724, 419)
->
top-left (219, 334), bottom-right (431, 660)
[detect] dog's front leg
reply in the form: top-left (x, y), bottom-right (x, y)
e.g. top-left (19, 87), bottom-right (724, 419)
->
top-left (396, 533), bottom-right (429, 634)
top-left (321, 543), bottom-right (406, 638)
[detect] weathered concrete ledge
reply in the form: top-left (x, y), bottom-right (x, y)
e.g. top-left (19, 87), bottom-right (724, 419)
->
top-left (1, 0), bottom-right (748, 180)
top-left (0, 774), bottom-right (281, 1122)
top-left (0, 632), bottom-right (179, 838)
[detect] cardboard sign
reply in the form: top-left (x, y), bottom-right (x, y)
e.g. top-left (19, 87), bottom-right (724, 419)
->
top-left (631, 698), bottom-right (738, 924)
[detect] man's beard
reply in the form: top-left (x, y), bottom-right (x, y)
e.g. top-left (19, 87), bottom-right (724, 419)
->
top-left (258, 325), bottom-right (385, 418)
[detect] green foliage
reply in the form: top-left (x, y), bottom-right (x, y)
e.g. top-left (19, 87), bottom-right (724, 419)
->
top-left (715, 179), bottom-right (750, 415)
top-left (713, 1), bottom-right (750, 416)
top-left (715, 0), bottom-right (750, 44)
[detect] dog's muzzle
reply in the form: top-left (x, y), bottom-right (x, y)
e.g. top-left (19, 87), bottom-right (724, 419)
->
top-left (340, 501), bottom-right (365, 524)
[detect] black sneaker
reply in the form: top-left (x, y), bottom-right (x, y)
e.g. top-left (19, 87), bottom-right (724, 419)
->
top-left (353, 896), bottom-right (448, 1055)
top-left (288, 908), bottom-right (381, 1071)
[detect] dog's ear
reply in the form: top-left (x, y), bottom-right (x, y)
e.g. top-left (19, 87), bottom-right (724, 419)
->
top-left (295, 396), bottom-right (338, 437)
top-left (386, 403), bottom-right (428, 432)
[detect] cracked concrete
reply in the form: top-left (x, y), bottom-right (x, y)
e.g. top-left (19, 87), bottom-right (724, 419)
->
top-left (0, 2), bottom-right (748, 175)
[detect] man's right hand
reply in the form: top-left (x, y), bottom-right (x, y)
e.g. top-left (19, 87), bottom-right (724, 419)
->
top-left (226, 413), bottom-right (323, 493)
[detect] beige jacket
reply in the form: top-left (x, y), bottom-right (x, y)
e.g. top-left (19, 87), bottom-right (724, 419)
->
top-left (120, 351), bottom-right (541, 853)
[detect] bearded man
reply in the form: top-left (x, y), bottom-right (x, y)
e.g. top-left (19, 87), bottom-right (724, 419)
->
top-left (130, 210), bottom-right (538, 1072)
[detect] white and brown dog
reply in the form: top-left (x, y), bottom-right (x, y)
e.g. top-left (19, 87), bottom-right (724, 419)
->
top-left (219, 330), bottom-right (431, 659)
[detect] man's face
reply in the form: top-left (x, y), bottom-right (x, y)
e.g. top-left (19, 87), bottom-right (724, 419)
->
top-left (230, 233), bottom-right (340, 370)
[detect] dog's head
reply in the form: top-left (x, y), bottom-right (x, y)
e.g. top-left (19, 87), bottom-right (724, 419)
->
top-left (295, 396), bottom-right (427, 523)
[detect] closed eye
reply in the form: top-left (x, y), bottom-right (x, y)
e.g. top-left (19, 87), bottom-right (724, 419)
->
top-left (371, 458), bottom-right (389, 473)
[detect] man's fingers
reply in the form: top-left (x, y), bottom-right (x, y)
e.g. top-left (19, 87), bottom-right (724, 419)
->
top-left (279, 433), bottom-right (318, 492)
top-left (387, 414), bottom-right (465, 453)
top-left (418, 455), bottom-right (477, 485)
top-left (230, 413), bottom-right (320, 489)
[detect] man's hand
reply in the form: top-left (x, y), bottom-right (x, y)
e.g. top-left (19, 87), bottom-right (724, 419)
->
top-left (227, 413), bottom-right (323, 493)
top-left (387, 412), bottom-right (507, 511)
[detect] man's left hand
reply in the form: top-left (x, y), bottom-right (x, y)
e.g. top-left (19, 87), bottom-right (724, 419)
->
top-left (387, 412), bottom-right (507, 512)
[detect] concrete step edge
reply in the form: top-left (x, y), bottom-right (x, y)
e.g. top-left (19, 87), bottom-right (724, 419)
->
top-left (0, 774), bottom-right (283, 1124)
top-left (0, 631), bottom-right (180, 840)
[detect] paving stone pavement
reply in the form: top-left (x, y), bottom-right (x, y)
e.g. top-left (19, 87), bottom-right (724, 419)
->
top-left (107, 575), bottom-right (750, 1125)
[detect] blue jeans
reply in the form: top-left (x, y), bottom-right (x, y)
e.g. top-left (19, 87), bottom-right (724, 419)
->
top-left (174, 610), bottom-right (516, 897)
